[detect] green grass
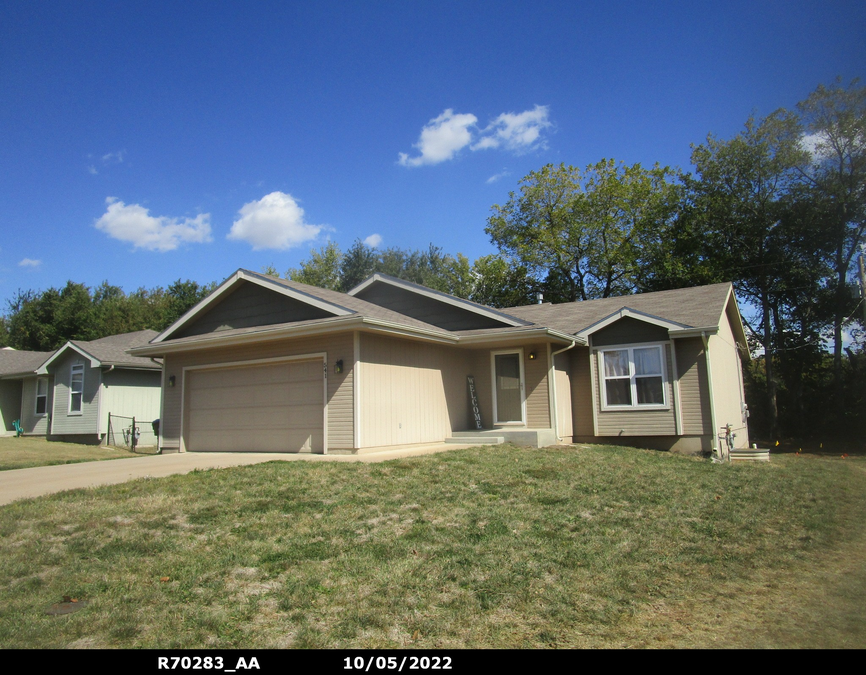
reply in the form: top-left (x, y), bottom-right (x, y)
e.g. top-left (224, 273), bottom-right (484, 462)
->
top-left (0, 443), bottom-right (864, 648)
top-left (0, 436), bottom-right (148, 471)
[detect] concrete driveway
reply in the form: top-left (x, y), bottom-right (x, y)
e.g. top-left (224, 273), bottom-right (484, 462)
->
top-left (0, 444), bottom-right (471, 506)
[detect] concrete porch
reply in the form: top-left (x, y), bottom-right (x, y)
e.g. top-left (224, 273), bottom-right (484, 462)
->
top-left (446, 428), bottom-right (559, 448)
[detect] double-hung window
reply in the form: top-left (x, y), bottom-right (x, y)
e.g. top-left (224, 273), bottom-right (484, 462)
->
top-left (35, 377), bottom-right (48, 416)
top-left (69, 364), bottom-right (84, 414)
top-left (600, 344), bottom-right (667, 409)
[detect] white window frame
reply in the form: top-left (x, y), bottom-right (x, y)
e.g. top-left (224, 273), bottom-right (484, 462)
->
top-left (35, 377), bottom-right (48, 416)
top-left (69, 363), bottom-right (84, 415)
top-left (598, 343), bottom-right (669, 411)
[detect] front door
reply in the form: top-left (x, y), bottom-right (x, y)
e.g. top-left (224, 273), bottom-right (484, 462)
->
top-left (492, 351), bottom-right (525, 425)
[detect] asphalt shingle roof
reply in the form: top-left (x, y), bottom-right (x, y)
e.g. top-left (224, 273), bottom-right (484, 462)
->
top-left (0, 349), bottom-right (52, 377)
top-left (502, 283), bottom-right (734, 335)
top-left (70, 330), bottom-right (161, 369)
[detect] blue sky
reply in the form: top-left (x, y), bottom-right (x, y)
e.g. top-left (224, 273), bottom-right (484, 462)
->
top-left (1, 0), bottom-right (864, 304)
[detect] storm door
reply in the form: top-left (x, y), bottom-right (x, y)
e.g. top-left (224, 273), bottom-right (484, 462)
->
top-left (492, 351), bottom-right (525, 425)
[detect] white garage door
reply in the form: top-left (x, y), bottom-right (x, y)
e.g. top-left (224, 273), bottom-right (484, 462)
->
top-left (185, 358), bottom-right (325, 452)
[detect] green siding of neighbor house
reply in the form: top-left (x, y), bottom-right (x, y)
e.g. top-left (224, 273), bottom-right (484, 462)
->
top-left (0, 380), bottom-right (23, 434)
top-left (50, 353), bottom-right (101, 437)
top-left (100, 368), bottom-right (162, 435)
top-left (20, 375), bottom-right (53, 435)
top-left (174, 280), bottom-right (334, 339)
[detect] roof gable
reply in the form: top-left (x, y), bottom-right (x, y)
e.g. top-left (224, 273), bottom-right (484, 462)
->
top-left (36, 330), bottom-right (161, 374)
top-left (348, 274), bottom-right (529, 330)
top-left (504, 283), bottom-right (735, 336)
top-left (155, 270), bottom-right (354, 343)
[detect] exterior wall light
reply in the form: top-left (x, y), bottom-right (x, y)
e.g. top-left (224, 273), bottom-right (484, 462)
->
top-left (168, 375), bottom-right (176, 387)
top-left (528, 352), bottom-right (537, 360)
top-left (335, 360), bottom-right (343, 374)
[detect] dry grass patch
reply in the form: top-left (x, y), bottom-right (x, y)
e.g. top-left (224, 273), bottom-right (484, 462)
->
top-left (0, 436), bottom-right (145, 471)
top-left (0, 444), bottom-right (864, 648)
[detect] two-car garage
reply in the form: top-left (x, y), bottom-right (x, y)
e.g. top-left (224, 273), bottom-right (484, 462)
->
top-left (182, 356), bottom-right (326, 453)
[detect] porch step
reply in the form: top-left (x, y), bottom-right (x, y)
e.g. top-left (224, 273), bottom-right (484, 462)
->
top-left (730, 448), bottom-right (771, 462)
top-left (447, 429), bottom-right (558, 448)
top-left (445, 434), bottom-right (505, 445)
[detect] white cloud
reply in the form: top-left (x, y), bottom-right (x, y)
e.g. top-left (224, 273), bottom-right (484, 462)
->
top-left (88, 165), bottom-right (98, 175)
top-left (227, 191), bottom-right (322, 250)
top-left (399, 105), bottom-right (552, 167)
top-left (94, 198), bottom-right (212, 252)
top-left (486, 170), bottom-right (510, 184)
top-left (473, 105), bottom-right (551, 152)
top-left (18, 258), bottom-right (41, 268)
top-left (398, 109), bottom-right (478, 167)
top-left (363, 233), bottom-right (382, 248)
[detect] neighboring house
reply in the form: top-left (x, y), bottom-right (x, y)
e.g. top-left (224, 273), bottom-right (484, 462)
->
top-left (12, 330), bottom-right (163, 444)
top-left (129, 269), bottom-right (750, 456)
top-left (0, 348), bottom-right (53, 435)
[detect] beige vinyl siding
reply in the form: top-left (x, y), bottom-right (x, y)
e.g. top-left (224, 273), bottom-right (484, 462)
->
top-left (161, 332), bottom-right (354, 451)
top-left (354, 284), bottom-right (508, 330)
top-left (593, 343), bottom-right (677, 436)
top-left (175, 280), bottom-right (333, 339)
top-left (570, 347), bottom-right (594, 437)
top-left (100, 369), bottom-right (162, 435)
top-left (554, 352), bottom-right (573, 439)
top-left (591, 317), bottom-right (670, 347)
top-left (708, 311), bottom-right (750, 448)
top-left (359, 333), bottom-right (472, 447)
top-left (675, 337), bottom-right (712, 436)
top-left (523, 344), bottom-right (550, 428)
top-left (50, 354), bottom-right (100, 436)
top-left (469, 349), bottom-right (493, 429)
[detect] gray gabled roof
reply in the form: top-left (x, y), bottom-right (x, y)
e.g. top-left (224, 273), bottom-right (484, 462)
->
top-left (38, 330), bottom-right (161, 373)
top-left (503, 283), bottom-right (736, 336)
top-left (347, 272), bottom-right (531, 327)
top-left (0, 349), bottom-right (53, 378)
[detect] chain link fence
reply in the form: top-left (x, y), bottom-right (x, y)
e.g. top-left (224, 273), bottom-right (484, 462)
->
top-left (106, 413), bottom-right (160, 454)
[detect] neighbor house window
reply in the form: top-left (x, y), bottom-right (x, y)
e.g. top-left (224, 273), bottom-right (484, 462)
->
top-left (35, 377), bottom-right (48, 415)
top-left (600, 344), bottom-right (666, 409)
top-left (69, 364), bottom-right (84, 414)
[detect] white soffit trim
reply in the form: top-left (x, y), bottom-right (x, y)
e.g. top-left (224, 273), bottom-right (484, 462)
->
top-left (36, 342), bottom-right (101, 374)
top-left (575, 307), bottom-right (690, 340)
top-left (348, 273), bottom-right (530, 327)
top-left (152, 269), bottom-right (354, 344)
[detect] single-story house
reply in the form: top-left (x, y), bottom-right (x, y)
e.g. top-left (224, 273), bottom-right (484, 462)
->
top-left (0, 348), bottom-right (53, 435)
top-left (0, 330), bottom-right (162, 443)
top-left (128, 269), bottom-right (750, 456)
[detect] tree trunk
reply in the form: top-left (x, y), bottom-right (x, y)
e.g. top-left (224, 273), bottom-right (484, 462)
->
top-left (763, 288), bottom-right (779, 440)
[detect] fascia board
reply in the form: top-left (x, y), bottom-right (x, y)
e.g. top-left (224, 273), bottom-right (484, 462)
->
top-left (455, 328), bottom-right (584, 346)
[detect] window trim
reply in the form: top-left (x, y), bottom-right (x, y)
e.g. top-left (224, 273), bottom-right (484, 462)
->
top-left (598, 342), bottom-right (669, 411)
top-left (69, 363), bottom-right (84, 415)
top-left (35, 377), bottom-right (48, 416)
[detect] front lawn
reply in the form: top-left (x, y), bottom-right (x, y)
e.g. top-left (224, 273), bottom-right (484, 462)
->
top-left (0, 436), bottom-right (145, 471)
top-left (0, 443), bottom-right (863, 648)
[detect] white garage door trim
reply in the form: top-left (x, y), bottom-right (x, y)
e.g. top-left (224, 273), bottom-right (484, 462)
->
top-left (180, 352), bottom-right (328, 454)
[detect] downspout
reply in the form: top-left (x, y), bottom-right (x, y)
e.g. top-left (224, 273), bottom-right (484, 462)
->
top-left (101, 365), bottom-right (114, 442)
top-left (549, 340), bottom-right (577, 442)
top-left (702, 332), bottom-right (718, 455)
